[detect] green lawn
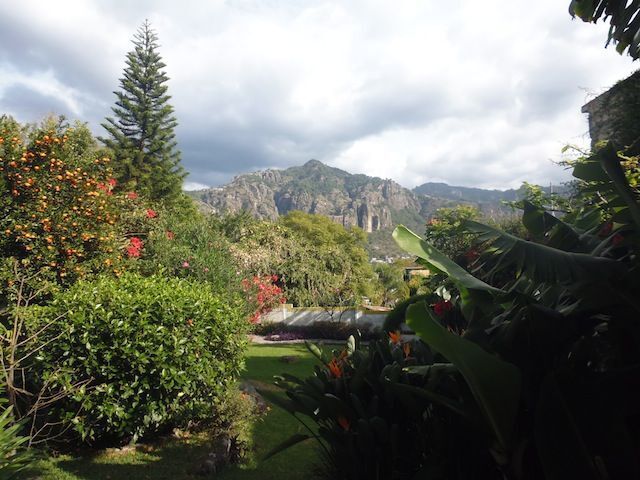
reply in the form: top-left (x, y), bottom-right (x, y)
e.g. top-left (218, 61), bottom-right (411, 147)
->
top-left (27, 344), bottom-right (321, 480)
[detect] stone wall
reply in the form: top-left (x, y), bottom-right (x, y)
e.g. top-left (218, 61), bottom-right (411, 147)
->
top-left (582, 70), bottom-right (640, 149)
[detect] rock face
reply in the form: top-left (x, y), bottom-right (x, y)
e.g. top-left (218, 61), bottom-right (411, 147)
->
top-left (198, 160), bottom-right (429, 232)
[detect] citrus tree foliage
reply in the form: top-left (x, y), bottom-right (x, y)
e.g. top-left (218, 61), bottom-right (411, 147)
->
top-left (570, 0), bottom-right (640, 59)
top-left (0, 116), bottom-right (125, 288)
top-left (101, 21), bottom-right (185, 204)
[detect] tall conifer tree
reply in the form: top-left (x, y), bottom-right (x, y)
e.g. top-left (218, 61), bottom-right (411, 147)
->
top-left (101, 20), bottom-right (185, 203)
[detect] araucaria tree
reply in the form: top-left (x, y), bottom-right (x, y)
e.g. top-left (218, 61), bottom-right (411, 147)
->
top-left (101, 20), bottom-right (185, 203)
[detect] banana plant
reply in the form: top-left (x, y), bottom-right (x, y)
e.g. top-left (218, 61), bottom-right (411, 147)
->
top-left (392, 141), bottom-right (640, 479)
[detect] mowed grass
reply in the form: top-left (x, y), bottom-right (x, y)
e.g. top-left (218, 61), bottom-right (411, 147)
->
top-left (27, 343), bottom-right (322, 480)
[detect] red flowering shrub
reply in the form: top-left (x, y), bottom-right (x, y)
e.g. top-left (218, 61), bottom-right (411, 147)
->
top-left (241, 275), bottom-right (286, 323)
top-left (0, 117), bottom-right (125, 284)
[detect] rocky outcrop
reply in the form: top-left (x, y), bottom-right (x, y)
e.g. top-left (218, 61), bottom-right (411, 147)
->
top-left (198, 160), bottom-right (427, 232)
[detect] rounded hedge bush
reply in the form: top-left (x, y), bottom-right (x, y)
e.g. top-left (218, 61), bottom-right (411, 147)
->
top-left (24, 272), bottom-right (250, 444)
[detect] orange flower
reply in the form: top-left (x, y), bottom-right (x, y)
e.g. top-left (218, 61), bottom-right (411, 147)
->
top-left (327, 358), bottom-right (343, 378)
top-left (388, 331), bottom-right (401, 344)
top-left (337, 416), bottom-right (350, 431)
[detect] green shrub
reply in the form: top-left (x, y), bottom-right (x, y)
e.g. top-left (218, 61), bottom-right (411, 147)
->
top-left (209, 387), bottom-right (258, 463)
top-left (140, 210), bottom-right (242, 298)
top-left (23, 272), bottom-right (250, 445)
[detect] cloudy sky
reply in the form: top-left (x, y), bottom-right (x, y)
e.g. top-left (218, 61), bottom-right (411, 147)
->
top-left (0, 1), bottom-right (637, 190)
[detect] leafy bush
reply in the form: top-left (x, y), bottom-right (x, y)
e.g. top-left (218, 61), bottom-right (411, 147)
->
top-left (209, 387), bottom-right (259, 463)
top-left (140, 210), bottom-right (242, 297)
top-left (23, 272), bottom-right (250, 445)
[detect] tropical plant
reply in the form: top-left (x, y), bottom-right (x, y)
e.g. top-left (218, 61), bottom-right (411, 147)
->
top-left (392, 140), bottom-right (640, 479)
top-left (570, 0), bottom-right (640, 60)
top-left (0, 388), bottom-right (34, 480)
top-left (265, 334), bottom-right (499, 479)
top-left (101, 20), bottom-right (186, 205)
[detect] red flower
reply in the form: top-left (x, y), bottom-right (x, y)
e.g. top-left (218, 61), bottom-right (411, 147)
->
top-left (126, 237), bottom-right (143, 258)
top-left (599, 221), bottom-right (613, 238)
top-left (166, 230), bottom-right (175, 240)
top-left (182, 260), bottom-right (190, 268)
top-left (337, 415), bottom-right (350, 431)
top-left (129, 237), bottom-right (143, 248)
top-left (464, 248), bottom-right (480, 263)
top-left (126, 191), bottom-right (138, 200)
top-left (146, 209), bottom-right (157, 219)
top-left (107, 178), bottom-right (117, 187)
top-left (612, 234), bottom-right (624, 246)
top-left (433, 300), bottom-right (453, 316)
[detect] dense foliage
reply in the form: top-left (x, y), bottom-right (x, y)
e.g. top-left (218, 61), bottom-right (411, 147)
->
top-left (139, 209), bottom-right (241, 295)
top-left (0, 117), bottom-right (124, 289)
top-left (220, 211), bottom-right (383, 307)
top-left (269, 334), bottom-right (497, 479)
top-left (390, 139), bottom-right (640, 479)
top-left (101, 21), bottom-right (185, 205)
top-left (22, 273), bottom-right (249, 445)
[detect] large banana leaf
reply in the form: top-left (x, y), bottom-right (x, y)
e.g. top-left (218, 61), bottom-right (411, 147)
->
top-left (570, 0), bottom-right (640, 59)
top-left (464, 220), bottom-right (626, 283)
top-left (392, 226), bottom-right (503, 294)
top-left (406, 301), bottom-right (521, 454)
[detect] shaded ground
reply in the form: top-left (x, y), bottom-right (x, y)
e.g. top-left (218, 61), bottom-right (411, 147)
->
top-left (28, 344), bottom-right (321, 480)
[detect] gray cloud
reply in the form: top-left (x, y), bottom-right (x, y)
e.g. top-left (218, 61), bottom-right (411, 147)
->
top-left (0, 0), bottom-right (637, 191)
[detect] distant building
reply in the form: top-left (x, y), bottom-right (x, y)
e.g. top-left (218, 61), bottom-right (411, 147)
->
top-left (403, 265), bottom-right (430, 282)
top-left (582, 70), bottom-right (640, 150)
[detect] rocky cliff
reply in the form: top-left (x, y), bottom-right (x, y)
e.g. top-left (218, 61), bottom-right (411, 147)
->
top-left (197, 160), bottom-right (433, 232)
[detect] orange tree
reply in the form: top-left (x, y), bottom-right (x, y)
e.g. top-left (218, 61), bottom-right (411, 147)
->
top-left (0, 116), bottom-right (126, 290)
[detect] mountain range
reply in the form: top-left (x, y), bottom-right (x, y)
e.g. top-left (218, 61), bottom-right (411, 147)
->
top-left (189, 160), bottom-right (556, 257)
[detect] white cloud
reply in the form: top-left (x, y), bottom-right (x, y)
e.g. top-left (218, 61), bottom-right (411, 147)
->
top-left (0, 0), bottom-right (637, 190)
